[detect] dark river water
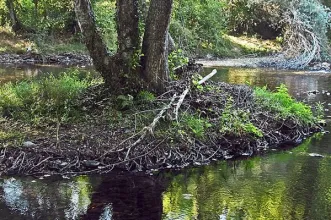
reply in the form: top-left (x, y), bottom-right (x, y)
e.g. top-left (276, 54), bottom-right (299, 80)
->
top-left (1, 65), bottom-right (331, 219)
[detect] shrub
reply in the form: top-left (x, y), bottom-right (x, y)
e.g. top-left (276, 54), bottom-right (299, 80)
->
top-left (0, 70), bottom-right (98, 123)
top-left (178, 114), bottom-right (212, 139)
top-left (220, 97), bottom-right (263, 137)
top-left (254, 84), bottom-right (315, 125)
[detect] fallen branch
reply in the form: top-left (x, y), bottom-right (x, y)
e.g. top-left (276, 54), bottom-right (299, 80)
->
top-left (175, 69), bottom-right (217, 121)
top-left (124, 94), bottom-right (177, 160)
top-left (198, 69), bottom-right (217, 84)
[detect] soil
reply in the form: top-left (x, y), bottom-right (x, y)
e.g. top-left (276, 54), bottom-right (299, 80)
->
top-left (0, 63), bottom-right (322, 176)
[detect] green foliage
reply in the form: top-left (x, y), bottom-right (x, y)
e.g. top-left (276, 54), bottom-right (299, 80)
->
top-left (179, 114), bottom-right (212, 139)
top-left (191, 74), bottom-right (204, 91)
top-left (93, 0), bottom-right (117, 51)
top-left (168, 49), bottom-right (189, 72)
top-left (220, 97), bottom-right (263, 137)
top-left (0, 70), bottom-right (98, 123)
top-left (116, 94), bottom-right (134, 110)
top-left (137, 90), bottom-right (156, 103)
top-left (15, 0), bottom-right (74, 34)
top-left (314, 102), bottom-right (324, 120)
top-left (170, 0), bottom-right (236, 57)
top-left (0, 130), bottom-right (25, 145)
top-left (254, 84), bottom-right (315, 124)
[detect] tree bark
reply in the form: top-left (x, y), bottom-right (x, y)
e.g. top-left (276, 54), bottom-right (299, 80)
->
top-left (116, 0), bottom-right (140, 64)
top-left (75, 0), bottom-right (173, 94)
top-left (5, 0), bottom-right (23, 33)
top-left (142, 0), bottom-right (173, 93)
top-left (75, 0), bottom-right (141, 92)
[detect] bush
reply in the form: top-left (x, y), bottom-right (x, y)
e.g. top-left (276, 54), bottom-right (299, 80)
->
top-left (254, 84), bottom-right (315, 125)
top-left (220, 97), bottom-right (263, 137)
top-left (0, 70), bottom-right (99, 123)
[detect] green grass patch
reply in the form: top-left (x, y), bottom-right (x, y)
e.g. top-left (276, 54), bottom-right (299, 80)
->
top-left (220, 97), bottom-right (263, 137)
top-left (224, 35), bottom-right (281, 56)
top-left (0, 70), bottom-right (101, 123)
top-left (254, 84), bottom-right (318, 125)
top-left (35, 39), bottom-right (87, 54)
top-left (0, 27), bottom-right (30, 54)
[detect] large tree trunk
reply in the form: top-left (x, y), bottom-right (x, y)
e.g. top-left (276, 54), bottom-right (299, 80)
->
top-left (142, 0), bottom-right (173, 93)
top-left (116, 0), bottom-right (140, 66)
top-left (5, 0), bottom-right (23, 33)
top-left (75, 0), bottom-right (173, 94)
top-left (75, 0), bottom-right (141, 92)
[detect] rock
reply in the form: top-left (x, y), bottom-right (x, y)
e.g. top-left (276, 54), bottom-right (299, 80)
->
top-left (310, 62), bottom-right (331, 71)
top-left (22, 141), bottom-right (36, 147)
top-left (308, 153), bottom-right (324, 158)
top-left (60, 162), bottom-right (68, 167)
top-left (83, 160), bottom-right (100, 168)
top-left (182, 194), bottom-right (193, 200)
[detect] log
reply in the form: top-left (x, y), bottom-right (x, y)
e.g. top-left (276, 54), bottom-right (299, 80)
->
top-left (198, 69), bottom-right (217, 85)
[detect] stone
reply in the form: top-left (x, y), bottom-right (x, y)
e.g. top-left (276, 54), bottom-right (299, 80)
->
top-left (308, 153), bottom-right (324, 158)
top-left (22, 141), bottom-right (36, 147)
top-left (83, 160), bottom-right (100, 168)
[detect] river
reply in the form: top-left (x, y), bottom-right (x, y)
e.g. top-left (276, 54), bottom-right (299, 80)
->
top-left (0, 65), bottom-right (331, 219)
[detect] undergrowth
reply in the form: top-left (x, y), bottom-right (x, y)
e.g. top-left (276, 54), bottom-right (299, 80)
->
top-left (254, 84), bottom-right (318, 125)
top-left (220, 97), bottom-right (263, 137)
top-left (0, 70), bottom-right (101, 123)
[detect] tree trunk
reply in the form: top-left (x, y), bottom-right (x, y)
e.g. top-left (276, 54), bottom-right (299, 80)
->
top-left (5, 0), bottom-right (22, 33)
top-left (75, 0), bottom-right (173, 94)
top-left (75, 0), bottom-right (141, 92)
top-left (116, 0), bottom-right (140, 73)
top-left (142, 0), bottom-right (173, 93)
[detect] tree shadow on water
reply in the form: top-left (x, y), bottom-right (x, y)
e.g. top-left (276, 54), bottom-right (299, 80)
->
top-left (81, 173), bottom-right (168, 220)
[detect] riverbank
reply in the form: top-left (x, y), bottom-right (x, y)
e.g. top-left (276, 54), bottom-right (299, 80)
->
top-left (0, 65), bottom-right (323, 176)
top-left (199, 55), bottom-right (331, 71)
top-left (0, 52), bottom-right (92, 66)
top-left (1, 51), bottom-right (330, 73)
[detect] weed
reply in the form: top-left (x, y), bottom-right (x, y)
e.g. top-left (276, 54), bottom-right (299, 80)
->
top-left (116, 94), bottom-right (134, 110)
top-left (254, 84), bottom-right (316, 125)
top-left (220, 97), bottom-right (263, 137)
top-left (137, 90), bottom-right (156, 103)
top-left (0, 70), bottom-right (99, 123)
top-left (168, 49), bottom-right (189, 79)
top-left (179, 114), bottom-right (212, 139)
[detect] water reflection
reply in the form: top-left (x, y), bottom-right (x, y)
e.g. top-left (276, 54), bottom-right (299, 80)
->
top-left (204, 67), bottom-right (331, 98)
top-left (0, 64), bottom-right (94, 84)
top-left (162, 129), bottom-right (331, 219)
top-left (0, 176), bottom-right (97, 220)
top-left (81, 173), bottom-right (165, 220)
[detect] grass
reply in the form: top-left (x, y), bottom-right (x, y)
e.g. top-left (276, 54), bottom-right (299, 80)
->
top-left (0, 26), bottom-right (30, 54)
top-left (224, 35), bottom-right (282, 56)
top-left (254, 84), bottom-right (318, 125)
top-left (35, 39), bottom-right (87, 54)
top-left (220, 97), bottom-right (263, 137)
top-left (0, 26), bottom-right (87, 55)
top-left (0, 70), bottom-right (101, 123)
